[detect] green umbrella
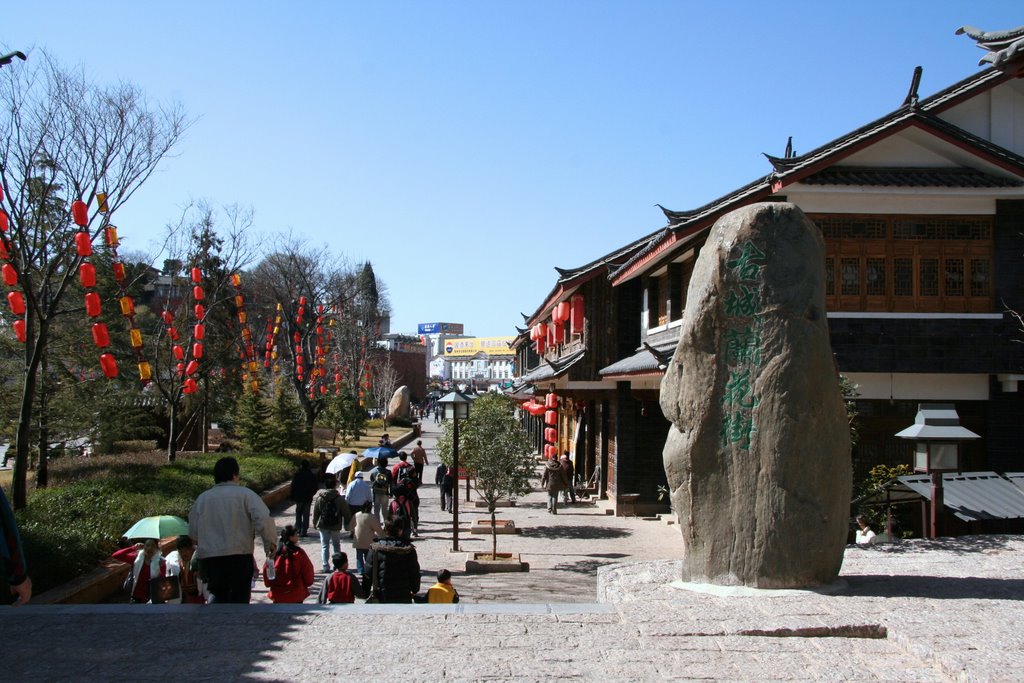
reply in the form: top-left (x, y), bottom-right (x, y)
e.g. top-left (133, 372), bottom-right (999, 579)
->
top-left (123, 515), bottom-right (189, 540)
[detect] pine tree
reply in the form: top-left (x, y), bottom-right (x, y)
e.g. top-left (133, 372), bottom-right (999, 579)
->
top-left (233, 387), bottom-right (275, 453)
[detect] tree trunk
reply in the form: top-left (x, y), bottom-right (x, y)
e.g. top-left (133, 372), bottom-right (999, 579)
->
top-left (167, 400), bottom-right (178, 463)
top-left (490, 507), bottom-right (497, 559)
top-left (35, 348), bottom-right (49, 489)
top-left (12, 314), bottom-right (45, 510)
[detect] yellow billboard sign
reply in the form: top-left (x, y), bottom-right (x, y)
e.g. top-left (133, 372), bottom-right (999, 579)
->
top-left (443, 336), bottom-right (515, 357)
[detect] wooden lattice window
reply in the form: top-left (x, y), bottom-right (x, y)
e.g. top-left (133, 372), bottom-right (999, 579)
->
top-left (825, 257), bottom-right (835, 296)
top-left (945, 258), bottom-right (965, 297)
top-left (919, 259), bottom-right (939, 297)
top-left (970, 259), bottom-right (991, 297)
top-left (894, 258), bottom-right (913, 297)
top-left (866, 258), bottom-right (886, 296)
top-left (841, 258), bottom-right (860, 296)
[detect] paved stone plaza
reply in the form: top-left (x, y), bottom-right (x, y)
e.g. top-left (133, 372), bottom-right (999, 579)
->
top-left (5, 421), bottom-right (1021, 680)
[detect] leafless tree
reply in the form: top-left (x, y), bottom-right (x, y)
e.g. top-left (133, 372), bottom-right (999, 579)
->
top-left (0, 52), bottom-right (188, 507)
top-left (371, 350), bottom-right (401, 427)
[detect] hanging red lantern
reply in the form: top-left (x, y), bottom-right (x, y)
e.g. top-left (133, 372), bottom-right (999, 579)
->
top-left (238, 311), bottom-right (247, 324)
top-left (91, 323), bottom-right (110, 348)
top-left (193, 323), bottom-right (205, 340)
top-left (79, 262), bottom-right (96, 288)
top-left (173, 344), bottom-right (185, 361)
top-left (192, 286), bottom-right (204, 301)
top-left (185, 360), bottom-right (199, 375)
top-left (554, 301), bottom-right (570, 323)
top-left (0, 240), bottom-right (7, 259)
top-left (71, 200), bottom-right (89, 227)
top-left (545, 393), bottom-right (559, 409)
top-left (169, 327), bottom-right (180, 341)
top-left (183, 377), bottom-right (198, 394)
top-left (0, 210), bottom-right (7, 232)
top-left (13, 319), bottom-right (26, 343)
top-left (552, 321), bottom-right (565, 344)
top-left (190, 267), bottom-right (202, 283)
top-left (3, 263), bottom-right (17, 286)
top-left (112, 261), bottom-right (126, 282)
top-left (537, 322), bottom-right (548, 340)
top-left (570, 294), bottom-right (585, 335)
top-left (7, 291), bottom-right (25, 315)
top-left (193, 342), bottom-right (204, 358)
top-left (292, 331), bottom-right (300, 343)
top-left (84, 292), bottom-right (101, 317)
top-left (162, 310), bottom-right (174, 325)
top-left (535, 338), bottom-right (546, 355)
top-left (299, 296), bottom-right (307, 306)
top-left (176, 362), bottom-right (185, 376)
top-left (545, 427), bottom-right (557, 443)
top-left (99, 353), bottom-right (118, 378)
top-left (74, 231), bottom-right (92, 257)
top-left (544, 410), bottom-right (557, 426)
top-left (194, 303), bottom-right (205, 319)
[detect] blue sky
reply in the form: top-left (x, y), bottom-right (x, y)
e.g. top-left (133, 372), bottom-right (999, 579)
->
top-left (4, 2), bottom-right (1021, 338)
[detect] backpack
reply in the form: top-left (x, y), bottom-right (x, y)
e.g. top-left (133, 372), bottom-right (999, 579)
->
top-left (389, 495), bottom-right (411, 526)
top-left (319, 491), bottom-right (342, 527)
top-left (372, 470), bottom-right (390, 493)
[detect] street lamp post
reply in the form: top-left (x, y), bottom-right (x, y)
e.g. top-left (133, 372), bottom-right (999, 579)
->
top-left (896, 403), bottom-right (980, 539)
top-left (438, 390), bottom-right (471, 552)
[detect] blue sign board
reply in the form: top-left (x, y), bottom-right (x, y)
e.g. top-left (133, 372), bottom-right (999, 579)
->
top-left (418, 322), bottom-right (464, 334)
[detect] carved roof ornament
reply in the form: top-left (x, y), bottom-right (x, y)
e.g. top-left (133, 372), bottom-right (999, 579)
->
top-left (956, 25), bottom-right (1024, 70)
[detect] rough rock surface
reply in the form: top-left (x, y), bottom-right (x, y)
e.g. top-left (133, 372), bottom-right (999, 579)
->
top-left (660, 202), bottom-right (851, 588)
top-left (387, 385), bottom-right (411, 420)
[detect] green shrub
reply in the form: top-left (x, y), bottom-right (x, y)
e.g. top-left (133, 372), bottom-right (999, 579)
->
top-left (110, 440), bottom-right (159, 453)
top-left (17, 451), bottom-right (297, 595)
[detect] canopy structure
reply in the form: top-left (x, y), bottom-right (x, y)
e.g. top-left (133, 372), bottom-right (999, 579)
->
top-left (854, 471), bottom-right (1024, 522)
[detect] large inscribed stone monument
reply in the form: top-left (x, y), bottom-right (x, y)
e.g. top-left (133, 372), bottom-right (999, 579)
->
top-left (660, 202), bottom-right (851, 588)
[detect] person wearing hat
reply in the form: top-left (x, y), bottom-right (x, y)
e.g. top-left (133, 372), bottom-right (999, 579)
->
top-left (344, 470), bottom-right (373, 510)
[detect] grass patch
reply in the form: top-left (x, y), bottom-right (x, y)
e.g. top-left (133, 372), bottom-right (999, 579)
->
top-left (11, 450), bottom-right (299, 596)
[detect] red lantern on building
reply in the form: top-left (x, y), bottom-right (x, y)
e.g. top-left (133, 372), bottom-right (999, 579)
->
top-left (570, 294), bottom-right (585, 335)
top-left (554, 301), bottom-right (570, 323)
top-left (7, 291), bottom-right (24, 316)
top-left (545, 427), bottom-right (557, 443)
top-left (544, 410), bottom-right (557, 426)
top-left (545, 393), bottom-right (559, 409)
top-left (91, 323), bottom-right (110, 348)
top-left (71, 200), bottom-right (88, 227)
top-left (552, 321), bottom-right (565, 344)
top-left (99, 353), bottom-right (118, 378)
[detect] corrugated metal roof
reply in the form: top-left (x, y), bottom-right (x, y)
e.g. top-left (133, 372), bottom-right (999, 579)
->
top-left (898, 472), bottom-right (1024, 521)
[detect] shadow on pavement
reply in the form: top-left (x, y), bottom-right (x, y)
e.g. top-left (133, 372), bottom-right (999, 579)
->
top-left (843, 574), bottom-right (1024, 600)
top-left (523, 525), bottom-right (631, 540)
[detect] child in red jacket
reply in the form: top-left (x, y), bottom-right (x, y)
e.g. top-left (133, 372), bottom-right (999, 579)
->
top-left (264, 526), bottom-right (314, 603)
top-left (318, 552), bottom-right (356, 604)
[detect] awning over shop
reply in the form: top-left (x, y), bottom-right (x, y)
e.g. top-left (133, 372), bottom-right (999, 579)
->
top-left (855, 471), bottom-right (1024, 522)
top-left (600, 341), bottom-right (676, 378)
top-left (519, 349), bottom-right (586, 384)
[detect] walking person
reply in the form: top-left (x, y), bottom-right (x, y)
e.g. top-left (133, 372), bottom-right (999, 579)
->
top-left (344, 471), bottom-right (373, 511)
top-left (559, 451), bottom-right (577, 505)
top-left (368, 457), bottom-right (392, 523)
top-left (263, 525), bottom-right (315, 604)
top-left (361, 517), bottom-right (420, 604)
top-left (410, 440), bottom-right (429, 484)
top-left (313, 475), bottom-right (351, 573)
top-left (188, 456), bottom-right (278, 604)
top-left (289, 460), bottom-right (318, 536)
top-left (440, 463), bottom-right (454, 513)
top-left (317, 551), bottom-right (357, 604)
top-left (347, 502), bottom-right (382, 575)
top-left (0, 486), bottom-right (31, 605)
top-left (541, 457), bottom-right (569, 514)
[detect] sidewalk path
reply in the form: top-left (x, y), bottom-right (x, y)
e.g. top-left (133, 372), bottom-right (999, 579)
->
top-left (5, 420), bottom-right (1020, 680)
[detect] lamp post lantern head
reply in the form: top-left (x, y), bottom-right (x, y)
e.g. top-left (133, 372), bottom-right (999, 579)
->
top-left (438, 390), bottom-right (472, 421)
top-left (895, 403), bottom-right (980, 474)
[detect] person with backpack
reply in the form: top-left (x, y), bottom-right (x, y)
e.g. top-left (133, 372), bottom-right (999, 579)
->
top-left (312, 475), bottom-right (351, 573)
top-left (388, 489), bottom-right (415, 542)
top-left (390, 452), bottom-right (415, 482)
top-left (347, 501), bottom-right (383, 574)
top-left (368, 457), bottom-right (392, 524)
top-left (361, 517), bottom-right (420, 604)
top-left (263, 525), bottom-right (315, 603)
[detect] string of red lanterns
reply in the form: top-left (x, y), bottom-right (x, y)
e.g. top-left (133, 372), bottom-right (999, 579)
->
top-left (0, 184), bottom-right (27, 344)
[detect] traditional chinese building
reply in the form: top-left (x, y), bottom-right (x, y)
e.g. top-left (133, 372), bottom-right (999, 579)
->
top-left (513, 28), bottom-right (1024, 515)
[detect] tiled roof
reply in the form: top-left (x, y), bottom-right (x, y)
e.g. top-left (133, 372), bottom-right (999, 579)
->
top-left (801, 166), bottom-right (1023, 188)
top-left (599, 341), bottom-right (676, 377)
top-left (519, 349), bottom-right (587, 383)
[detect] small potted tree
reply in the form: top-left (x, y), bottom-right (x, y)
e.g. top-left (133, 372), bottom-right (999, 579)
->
top-left (438, 393), bottom-right (533, 572)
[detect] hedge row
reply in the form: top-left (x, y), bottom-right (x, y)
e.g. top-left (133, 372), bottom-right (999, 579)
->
top-left (16, 452), bottom-right (299, 595)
